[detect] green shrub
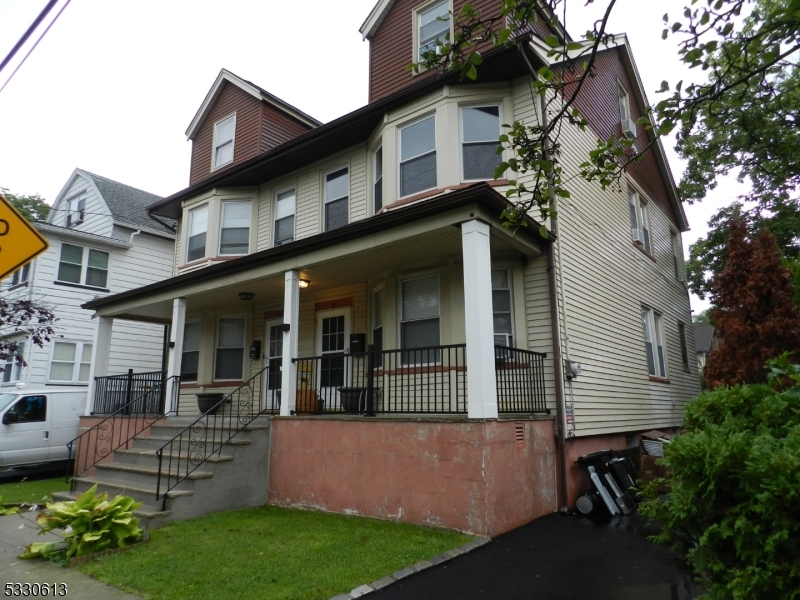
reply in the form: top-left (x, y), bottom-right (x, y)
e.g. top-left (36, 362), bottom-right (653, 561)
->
top-left (0, 496), bottom-right (19, 516)
top-left (20, 484), bottom-right (143, 560)
top-left (640, 355), bottom-right (800, 600)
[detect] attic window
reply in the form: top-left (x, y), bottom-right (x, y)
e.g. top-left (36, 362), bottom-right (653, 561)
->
top-left (213, 114), bottom-right (236, 170)
top-left (417, 0), bottom-right (450, 60)
top-left (618, 83), bottom-right (636, 138)
top-left (67, 196), bottom-right (85, 228)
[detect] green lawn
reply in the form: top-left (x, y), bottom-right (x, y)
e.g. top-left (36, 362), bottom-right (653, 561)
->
top-left (77, 505), bottom-right (474, 600)
top-left (0, 477), bottom-right (68, 505)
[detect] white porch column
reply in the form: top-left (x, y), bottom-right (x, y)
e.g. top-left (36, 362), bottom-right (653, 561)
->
top-left (165, 298), bottom-right (187, 413)
top-left (461, 219), bottom-right (499, 419)
top-left (280, 270), bottom-right (301, 416)
top-left (84, 316), bottom-right (113, 416)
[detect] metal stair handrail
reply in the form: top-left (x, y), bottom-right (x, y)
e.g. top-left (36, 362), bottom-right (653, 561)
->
top-left (66, 376), bottom-right (181, 488)
top-left (154, 363), bottom-right (270, 509)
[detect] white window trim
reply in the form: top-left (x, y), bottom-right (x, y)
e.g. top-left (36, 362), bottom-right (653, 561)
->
top-left (56, 243), bottom-right (111, 289)
top-left (2, 340), bottom-right (26, 385)
top-left (671, 230), bottom-right (684, 281)
top-left (398, 272), bottom-right (441, 364)
top-left (322, 165), bottom-right (350, 232)
top-left (678, 322), bottom-right (691, 373)
top-left (213, 315), bottom-right (247, 382)
top-left (412, 0), bottom-right (454, 68)
top-left (211, 112), bottom-right (237, 172)
top-left (491, 266), bottom-right (514, 348)
top-left (629, 188), bottom-right (652, 254)
top-left (398, 113), bottom-right (438, 199)
top-left (181, 320), bottom-right (202, 383)
top-left (218, 199), bottom-right (252, 256)
top-left (66, 195), bottom-right (85, 228)
top-left (273, 185), bottom-right (296, 247)
top-left (642, 307), bottom-right (667, 379)
top-left (47, 340), bottom-right (92, 384)
top-left (460, 102), bottom-right (504, 183)
top-left (186, 203), bottom-right (210, 263)
top-left (372, 143), bottom-right (384, 215)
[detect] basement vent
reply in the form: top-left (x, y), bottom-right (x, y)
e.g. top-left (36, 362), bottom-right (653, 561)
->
top-left (515, 424), bottom-right (525, 446)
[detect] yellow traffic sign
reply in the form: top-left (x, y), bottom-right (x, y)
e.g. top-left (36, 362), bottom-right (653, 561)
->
top-left (0, 193), bottom-right (49, 281)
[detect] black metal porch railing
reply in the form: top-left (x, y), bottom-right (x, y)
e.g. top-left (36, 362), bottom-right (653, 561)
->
top-left (155, 363), bottom-right (269, 509)
top-left (66, 376), bottom-right (180, 487)
top-left (92, 370), bottom-right (169, 415)
top-left (494, 346), bottom-right (548, 413)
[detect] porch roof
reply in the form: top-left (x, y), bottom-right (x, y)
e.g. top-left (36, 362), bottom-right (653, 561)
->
top-left (82, 183), bottom-right (549, 320)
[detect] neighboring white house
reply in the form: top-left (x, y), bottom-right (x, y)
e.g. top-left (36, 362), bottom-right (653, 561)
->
top-left (0, 169), bottom-right (175, 411)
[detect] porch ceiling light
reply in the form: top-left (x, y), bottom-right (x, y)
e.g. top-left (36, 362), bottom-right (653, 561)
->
top-left (238, 292), bottom-right (256, 301)
top-left (299, 279), bottom-right (310, 288)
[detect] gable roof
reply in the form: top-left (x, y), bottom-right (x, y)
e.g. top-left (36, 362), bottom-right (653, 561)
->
top-left (185, 69), bottom-right (322, 141)
top-left (693, 323), bottom-right (714, 354)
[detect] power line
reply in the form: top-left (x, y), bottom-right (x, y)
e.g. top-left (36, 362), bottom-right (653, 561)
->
top-left (0, 0), bottom-right (58, 74)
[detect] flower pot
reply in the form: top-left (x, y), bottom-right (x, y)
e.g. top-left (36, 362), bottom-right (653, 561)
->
top-left (196, 393), bottom-right (225, 415)
top-left (339, 387), bottom-right (366, 414)
top-left (296, 390), bottom-right (319, 414)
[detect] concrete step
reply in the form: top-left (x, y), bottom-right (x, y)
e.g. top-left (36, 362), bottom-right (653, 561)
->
top-left (73, 475), bottom-right (193, 507)
top-left (53, 490), bottom-right (172, 529)
top-left (94, 462), bottom-right (213, 489)
top-left (113, 448), bottom-right (235, 469)
top-left (132, 434), bottom-right (252, 452)
top-left (157, 415), bottom-right (271, 430)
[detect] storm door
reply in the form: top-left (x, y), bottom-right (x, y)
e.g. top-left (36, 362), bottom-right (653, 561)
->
top-left (315, 309), bottom-right (351, 410)
top-left (264, 319), bottom-right (283, 411)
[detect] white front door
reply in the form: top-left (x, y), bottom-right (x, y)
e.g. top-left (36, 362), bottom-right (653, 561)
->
top-left (264, 319), bottom-right (284, 411)
top-left (315, 308), bottom-right (351, 410)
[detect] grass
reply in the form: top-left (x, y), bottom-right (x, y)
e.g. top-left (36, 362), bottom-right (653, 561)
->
top-left (76, 505), bottom-right (474, 600)
top-left (0, 477), bottom-right (68, 505)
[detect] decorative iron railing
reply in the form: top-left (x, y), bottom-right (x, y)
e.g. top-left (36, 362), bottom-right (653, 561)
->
top-left (155, 363), bottom-right (269, 509)
top-left (66, 376), bottom-right (180, 487)
top-left (494, 346), bottom-right (548, 413)
top-left (92, 370), bottom-right (168, 415)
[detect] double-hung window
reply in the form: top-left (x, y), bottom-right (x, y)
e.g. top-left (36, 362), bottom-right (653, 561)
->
top-left (214, 317), bottom-right (245, 381)
top-left (628, 189), bottom-right (651, 254)
top-left (373, 288), bottom-right (383, 366)
top-left (57, 244), bottom-right (109, 288)
top-left (2, 341), bottom-right (25, 383)
top-left (671, 231), bottom-right (682, 280)
top-left (401, 275), bottom-right (440, 363)
top-left (187, 205), bottom-right (208, 262)
top-left (418, 0), bottom-right (450, 60)
top-left (641, 308), bottom-right (666, 379)
top-left (492, 269), bottom-right (513, 347)
top-left (400, 115), bottom-right (436, 197)
top-left (462, 106), bottom-right (502, 181)
top-left (213, 114), bottom-right (236, 170)
top-left (66, 196), bottom-right (85, 227)
top-left (219, 200), bottom-right (251, 255)
top-left (10, 264), bottom-right (30, 286)
top-left (374, 147), bottom-right (383, 213)
top-left (49, 341), bottom-right (92, 383)
top-left (181, 321), bottom-right (201, 382)
top-left (324, 168), bottom-right (349, 231)
top-left (678, 322), bottom-right (690, 372)
top-left (274, 188), bottom-right (295, 246)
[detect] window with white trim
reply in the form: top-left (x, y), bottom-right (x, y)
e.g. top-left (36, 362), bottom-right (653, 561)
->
top-left (214, 317), bottom-right (245, 381)
top-left (628, 189), bottom-right (651, 254)
top-left (374, 146), bottom-right (383, 213)
top-left (373, 288), bottom-right (383, 367)
top-left (678, 322), bottom-right (690, 372)
top-left (2, 341), bottom-right (25, 383)
top-left (187, 205), bottom-right (209, 262)
top-left (10, 264), bottom-right (30, 286)
top-left (492, 269), bottom-right (513, 347)
top-left (400, 115), bottom-right (436, 197)
top-left (274, 188), bottom-right (296, 246)
top-left (671, 230), bottom-right (683, 280)
top-left (213, 114), bottom-right (236, 170)
top-left (642, 308), bottom-right (666, 378)
top-left (462, 105), bottom-right (502, 181)
top-left (618, 84), bottom-right (631, 126)
top-left (49, 341), bottom-right (92, 383)
top-left (57, 244), bottom-right (109, 288)
top-left (324, 168), bottom-right (349, 231)
top-left (219, 200), bottom-right (251, 255)
top-left (67, 196), bottom-right (85, 228)
top-left (401, 275), bottom-right (440, 363)
top-left (181, 321), bottom-right (201, 382)
top-left (417, 0), bottom-right (450, 60)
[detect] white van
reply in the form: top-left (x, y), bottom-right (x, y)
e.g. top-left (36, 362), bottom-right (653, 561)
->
top-left (0, 387), bottom-right (85, 469)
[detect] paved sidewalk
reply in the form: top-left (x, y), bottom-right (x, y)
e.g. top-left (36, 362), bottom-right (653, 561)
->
top-left (0, 511), bottom-right (140, 599)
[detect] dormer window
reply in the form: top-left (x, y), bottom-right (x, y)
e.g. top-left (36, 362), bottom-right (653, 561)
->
top-left (462, 105), bottom-right (501, 180)
top-left (417, 0), bottom-right (450, 60)
top-left (66, 196), bottom-right (85, 228)
top-left (213, 114), bottom-right (236, 170)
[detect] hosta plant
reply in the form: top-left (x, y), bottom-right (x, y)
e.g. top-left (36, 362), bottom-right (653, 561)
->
top-left (20, 484), bottom-right (143, 560)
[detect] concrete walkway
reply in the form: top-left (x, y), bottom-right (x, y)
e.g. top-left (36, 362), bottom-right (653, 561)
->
top-left (0, 510), bottom-right (140, 599)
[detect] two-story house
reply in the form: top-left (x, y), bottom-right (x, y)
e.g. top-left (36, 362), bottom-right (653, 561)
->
top-left (74, 1), bottom-right (700, 536)
top-left (1, 169), bottom-right (175, 412)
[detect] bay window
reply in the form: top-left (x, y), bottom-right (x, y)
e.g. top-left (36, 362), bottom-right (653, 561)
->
top-left (274, 188), bottom-right (295, 246)
top-left (400, 115), bottom-right (436, 197)
top-left (374, 147), bottom-right (383, 213)
top-left (187, 205), bottom-right (208, 262)
top-left (462, 106), bottom-right (502, 180)
top-left (324, 168), bottom-right (349, 231)
top-left (219, 200), bottom-right (251, 255)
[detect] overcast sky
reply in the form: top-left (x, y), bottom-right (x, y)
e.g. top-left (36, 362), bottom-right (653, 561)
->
top-left (0, 0), bottom-right (745, 313)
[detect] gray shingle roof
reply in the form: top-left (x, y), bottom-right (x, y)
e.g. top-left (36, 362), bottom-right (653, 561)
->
top-left (81, 171), bottom-right (175, 235)
top-left (693, 323), bottom-right (715, 354)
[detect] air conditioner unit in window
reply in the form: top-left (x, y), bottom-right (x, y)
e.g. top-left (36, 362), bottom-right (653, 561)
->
top-left (632, 227), bottom-right (644, 244)
top-left (622, 117), bottom-right (637, 139)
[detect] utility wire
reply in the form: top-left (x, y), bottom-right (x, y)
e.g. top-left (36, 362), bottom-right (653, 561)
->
top-left (0, 0), bottom-right (58, 74)
top-left (0, 0), bottom-right (72, 95)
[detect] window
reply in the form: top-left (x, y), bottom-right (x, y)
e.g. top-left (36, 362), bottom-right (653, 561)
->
top-left (401, 275), bottom-right (440, 363)
top-left (213, 114), bottom-right (236, 170)
top-left (418, 0), bottom-right (450, 60)
top-left (66, 196), bottom-right (85, 228)
top-left (641, 308), bottom-right (666, 379)
top-left (492, 269), bottom-right (513, 347)
top-left (462, 106), bottom-right (502, 181)
top-left (274, 188), bottom-right (295, 246)
top-left (628, 189), bottom-right (651, 254)
top-left (214, 317), bottom-right (245, 380)
top-left (678, 323), bottom-right (690, 372)
top-left (187, 205), bottom-right (208, 262)
top-left (374, 147), bottom-right (383, 213)
top-left (6, 395), bottom-right (46, 423)
top-left (618, 84), bottom-right (631, 125)
top-left (181, 321), bottom-right (201, 382)
top-left (49, 341), bottom-right (92, 383)
top-left (57, 244), bottom-right (109, 288)
top-left (219, 200), bottom-right (251, 255)
top-left (671, 231), bottom-right (683, 280)
top-left (373, 288), bottom-right (383, 367)
top-left (10, 264), bottom-right (30, 287)
top-left (324, 168), bottom-right (349, 231)
top-left (2, 341), bottom-right (25, 383)
top-left (400, 115), bottom-right (436, 197)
